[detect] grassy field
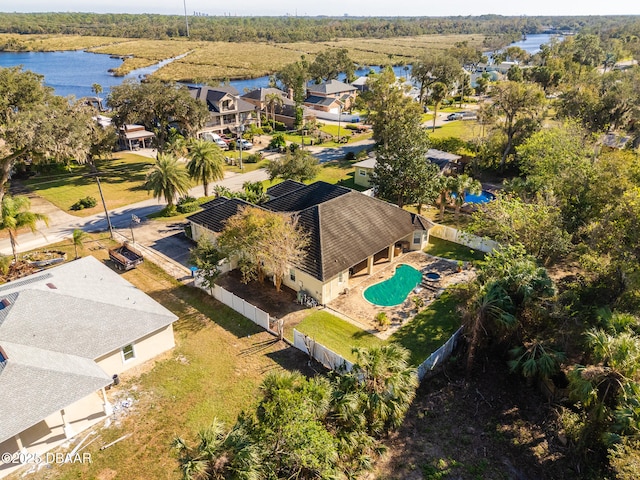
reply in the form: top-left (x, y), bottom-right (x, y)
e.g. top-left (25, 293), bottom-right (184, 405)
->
top-left (0, 33), bottom-right (485, 82)
top-left (295, 291), bottom-right (462, 367)
top-left (424, 236), bottom-right (486, 263)
top-left (293, 311), bottom-right (384, 362)
top-left (428, 119), bottom-right (486, 142)
top-left (23, 242), bottom-right (307, 480)
top-left (22, 153), bottom-right (154, 216)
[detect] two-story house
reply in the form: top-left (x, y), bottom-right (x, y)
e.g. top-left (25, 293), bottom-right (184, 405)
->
top-left (189, 85), bottom-right (259, 135)
top-left (304, 79), bottom-right (358, 114)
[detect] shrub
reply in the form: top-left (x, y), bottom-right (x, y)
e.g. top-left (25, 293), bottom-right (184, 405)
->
top-left (345, 124), bottom-right (359, 131)
top-left (289, 142), bottom-right (300, 153)
top-left (176, 196), bottom-right (199, 214)
top-left (70, 196), bottom-right (97, 210)
top-left (262, 125), bottom-right (273, 134)
top-left (344, 151), bottom-right (356, 161)
top-left (245, 153), bottom-right (263, 164)
top-left (269, 133), bottom-right (286, 150)
top-left (274, 120), bottom-right (287, 131)
top-left (375, 311), bottom-right (390, 330)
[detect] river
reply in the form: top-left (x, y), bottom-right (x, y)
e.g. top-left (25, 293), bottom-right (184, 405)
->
top-left (0, 33), bottom-right (559, 99)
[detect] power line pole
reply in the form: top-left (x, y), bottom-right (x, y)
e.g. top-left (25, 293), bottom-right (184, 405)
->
top-left (95, 176), bottom-right (114, 239)
top-left (183, 0), bottom-right (190, 37)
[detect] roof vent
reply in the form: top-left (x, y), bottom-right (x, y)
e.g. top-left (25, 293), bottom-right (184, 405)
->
top-left (0, 298), bottom-right (10, 309)
top-left (46, 283), bottom-right (57, 289)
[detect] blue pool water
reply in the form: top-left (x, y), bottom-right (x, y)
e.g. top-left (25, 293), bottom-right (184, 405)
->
top-left (363, 264), bottom-right (422, 307)
top-left (464, 190), bottom-right (495, 204)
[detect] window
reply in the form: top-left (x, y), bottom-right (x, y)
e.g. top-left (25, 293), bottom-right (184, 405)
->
top-left (413, 232), bottom-right (422, 244)
top-left (121, 344), bottom-right (135, 362)
top-left (289, 269), bottom-right (296, 282)
top-left (338, 272), bottom-right (344, 284)
top-left (359, 169), bottom-right (367, 176)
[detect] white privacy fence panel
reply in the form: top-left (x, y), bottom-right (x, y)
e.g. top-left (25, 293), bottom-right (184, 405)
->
top-left (194, 274), bottom-right (272, 333)
top-left (417, 327), bottom-right (463, 380)
top-left (293, 329), bottom-right (354, 372)
top-left (429, 224), bottom-right (499, 253)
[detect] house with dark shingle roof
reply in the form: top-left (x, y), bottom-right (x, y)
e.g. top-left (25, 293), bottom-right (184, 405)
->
top-left (187, 182), bottom-right (433, 304)
top-left (0, 257), bottom-right (177, 478)
top-left (189, 85), bottom-right (259, 135)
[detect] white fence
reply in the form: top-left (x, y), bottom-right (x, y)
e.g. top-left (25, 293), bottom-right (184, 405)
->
top-left (293, 329), bottom-right (354, 372)
top-left (194, 275), bottom-right (278, 335)
top-left (429, 224), bottom-right (499, 253)
top-left (417, 327), bottom-right (463, 380)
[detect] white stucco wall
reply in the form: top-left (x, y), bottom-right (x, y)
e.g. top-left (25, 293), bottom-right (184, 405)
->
top-left (95, 325), bottom-right (175, 376)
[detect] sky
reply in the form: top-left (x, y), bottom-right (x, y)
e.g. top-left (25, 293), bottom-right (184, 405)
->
top-left (3, 1), bottom-right (640, 17)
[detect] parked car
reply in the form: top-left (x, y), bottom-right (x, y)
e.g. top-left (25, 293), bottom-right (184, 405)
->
top-left (202, 132), bottom-right (229, 150)
top-left (446, 112), bottom-right (464, 121)
top-left (237, 139), bottom-right (253, 150)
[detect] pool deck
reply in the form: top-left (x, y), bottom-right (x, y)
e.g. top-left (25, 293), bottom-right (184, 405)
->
top-left (326, 251), bottom-right (475, 340)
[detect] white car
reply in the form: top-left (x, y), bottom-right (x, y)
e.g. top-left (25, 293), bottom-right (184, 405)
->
top-left (237, 139), bottom-right (253, 150)
top-left (202, 132), bottom-right (229, 150)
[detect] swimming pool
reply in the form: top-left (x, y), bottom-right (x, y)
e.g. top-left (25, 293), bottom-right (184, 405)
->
top-left (363, 264), bottom-right (423, 307)
top-left (463, 190), bottom-right (495, 204)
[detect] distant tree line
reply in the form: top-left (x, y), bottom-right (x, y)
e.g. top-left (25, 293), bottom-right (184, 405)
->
top-left (0, 13), bottom-right (639, 43)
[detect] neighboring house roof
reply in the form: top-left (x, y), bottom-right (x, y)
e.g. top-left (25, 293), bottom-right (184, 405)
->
top-left (304, 95), bottom-right (340, 107)
top-left (308, 79), bottom-right (358, 96)
top-left (266, 180), bottom-right (306, 199)
top-left (0, 256), bottom-right (177, 445)
top-left (352, 157), bottom-right (376, 169)
top-left (351, 76), bottom-right (369, 87)
top-left (187, 197), bottom-right (252, 233)
top-left (189, 86), bottom-right (255, 114)
top-left (602, 133), bottom-right (631, 149)
top-left (189, 182), bottom-right (434, 282)
top-left (242, 87), bottom-right (293, 104)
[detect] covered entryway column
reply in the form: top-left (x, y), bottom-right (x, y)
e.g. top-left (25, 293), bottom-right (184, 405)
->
top-left (60, 409), bottom-right (75, 440)
top-left (101, 388), bottom-right (114, 416)
top-left (388, 244), bottom-right (395, 262)
top-left (367, 255), bottom-right (374, 275)
top-left (14, 434), bottom-right (28, 454)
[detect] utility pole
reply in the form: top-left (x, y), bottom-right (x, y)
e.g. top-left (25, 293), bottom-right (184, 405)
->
top-left (183, 0), bottom-right (190, 37)
top-left (95, 176), bottom-right (114, 239)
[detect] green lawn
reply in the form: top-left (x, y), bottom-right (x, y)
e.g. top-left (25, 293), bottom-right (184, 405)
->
top-left (295, 292), bottom-right (462, 367)
top-left (388, 291), bottom-right (462, 365)
top-left (22, 153), bottom-right (154, 216)
top-left (427, 119), bottom-right (485, 142)
top-left (425, 236), bottom-right (486, 263)
top-left (293, 311), bottom-right (384, 362)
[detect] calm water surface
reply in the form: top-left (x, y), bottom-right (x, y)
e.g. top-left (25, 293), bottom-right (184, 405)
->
top-left (0, 34), bottom-right (557, 99)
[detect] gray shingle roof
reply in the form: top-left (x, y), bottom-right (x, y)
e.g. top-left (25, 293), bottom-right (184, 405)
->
top-left (0, 256), bottom-right (177, 445)
top-left (307, 79), bottom-right (357, 95)
top-left (262, 182), bottom-right (350, 213)
top-left (0, 342), bottom-right (111, 445)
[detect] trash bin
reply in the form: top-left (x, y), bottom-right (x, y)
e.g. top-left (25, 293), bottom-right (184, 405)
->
top-left (112, 374), bottom-right (120, 386)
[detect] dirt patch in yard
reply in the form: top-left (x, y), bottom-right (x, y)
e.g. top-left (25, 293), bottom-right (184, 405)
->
top-left (214, 269), bottom-right (312, 331)
top-left (374, 356), bottom-right (576, 480)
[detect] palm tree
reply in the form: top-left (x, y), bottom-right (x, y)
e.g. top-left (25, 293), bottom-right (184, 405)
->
top-left (460, 282), bottom-right (516, 372)
top-left (144, 153), bottom-right (191, 212)
top-left (437, 176), bottom-right (455, 222)
top-left (349, 344), bottom-right (418, 435)
top-left (172, 419), bottom-right (261, 480)
top-left (429, 81), bottom-right (448, 132)
top-left (72, 228), bottom-right (88, 260)
top-left (265, 92), bottom-right (284, 128)
top-left (450, 174), bottom-right (482, 225)
top-left (0, 195), bottom-right (49, 263)
top-left (186, 139), bottom-right (225, 197)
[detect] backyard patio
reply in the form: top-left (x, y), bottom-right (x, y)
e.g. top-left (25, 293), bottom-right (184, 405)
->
top-left (327, 251), bottom-right (475, 339)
